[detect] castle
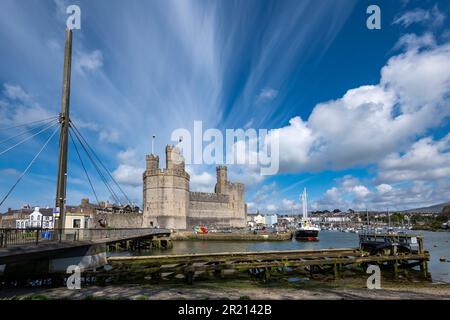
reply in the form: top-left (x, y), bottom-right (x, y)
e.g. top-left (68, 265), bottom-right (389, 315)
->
top-left (142, 145), bottom-right (247, 230)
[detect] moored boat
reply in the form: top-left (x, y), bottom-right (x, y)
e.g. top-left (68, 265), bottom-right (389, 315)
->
top-left (295, 188), bottom-right (320, 241)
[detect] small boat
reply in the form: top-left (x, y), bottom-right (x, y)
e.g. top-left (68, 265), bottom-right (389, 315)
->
top-left (295, 188), bottom-right (320, 241)
top-left (194, 225), bottom-right (208, 234)
top-left (359, 229), bottom-right (419, 254)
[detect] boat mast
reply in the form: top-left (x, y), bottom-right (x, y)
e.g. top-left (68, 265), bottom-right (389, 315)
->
top-left (387, 208), bottom-right (391, 228)
top-left (301, 187), bottom-right (308, 220)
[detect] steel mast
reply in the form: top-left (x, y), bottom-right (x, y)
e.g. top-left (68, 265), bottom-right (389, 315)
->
top-left (55, 29), bottom-right (73, 235)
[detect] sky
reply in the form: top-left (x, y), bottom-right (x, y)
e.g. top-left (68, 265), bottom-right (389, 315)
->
top-left (0, 0), bottom-right (449, 213)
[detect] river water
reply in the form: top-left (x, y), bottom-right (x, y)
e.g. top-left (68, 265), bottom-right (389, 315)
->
top-left (125, 230), bottom-right (450, 283)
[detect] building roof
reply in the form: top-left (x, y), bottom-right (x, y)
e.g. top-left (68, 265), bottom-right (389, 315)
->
top-left (1, 207), bottom-right (53, 217)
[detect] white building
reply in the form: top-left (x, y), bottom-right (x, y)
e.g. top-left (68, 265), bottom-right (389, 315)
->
top-left (264, 214), bottom-right (278, 226)
top-left (253, 214), bottom-right (265, 225)
top-left (16, 207), bottom-right (54, 229)
top-left (324, 216), bottom-right (351, 222)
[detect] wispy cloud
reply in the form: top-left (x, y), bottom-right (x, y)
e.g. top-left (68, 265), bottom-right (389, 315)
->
top-left (393, 5), bottom-right (445, 28)
top-left (74, 50), bottom-right (103, 75)
top-left (256, 87), bottom-right (278, 103)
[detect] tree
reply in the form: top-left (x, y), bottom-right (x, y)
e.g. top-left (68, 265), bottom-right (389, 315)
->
top-left (333, 209), bottom-right (341, 213)
top-left (442, 205), bottom-right (450, 219)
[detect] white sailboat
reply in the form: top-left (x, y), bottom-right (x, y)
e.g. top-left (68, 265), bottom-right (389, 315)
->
top-left (295, 188), bottom-right (320, 241)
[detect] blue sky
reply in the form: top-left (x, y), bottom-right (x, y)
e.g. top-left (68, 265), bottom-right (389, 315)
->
top-left (0, 0), bottom-right (449, 213)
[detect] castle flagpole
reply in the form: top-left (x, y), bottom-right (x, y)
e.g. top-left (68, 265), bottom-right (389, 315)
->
top-left (151, 135), bottom-right (156, 154)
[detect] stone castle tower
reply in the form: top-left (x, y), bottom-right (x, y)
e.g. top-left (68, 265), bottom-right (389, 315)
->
top-left (142, 145), bottom-right (247, 230)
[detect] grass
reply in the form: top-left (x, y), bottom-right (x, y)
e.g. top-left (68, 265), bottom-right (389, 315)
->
top-left (18, 295), bottom-right (50, 300)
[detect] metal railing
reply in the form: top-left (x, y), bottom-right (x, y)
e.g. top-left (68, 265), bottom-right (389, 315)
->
top-left (0, 228), bottom-right (170, 248)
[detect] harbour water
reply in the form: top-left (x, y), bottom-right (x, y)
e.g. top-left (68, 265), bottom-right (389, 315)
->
top-left (125, 230), bottom-right (450, 283)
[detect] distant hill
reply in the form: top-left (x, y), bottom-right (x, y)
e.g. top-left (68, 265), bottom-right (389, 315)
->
top-left (400, 202), bottom-right (450, 214)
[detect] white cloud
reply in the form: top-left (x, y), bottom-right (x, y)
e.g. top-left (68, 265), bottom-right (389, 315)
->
top-left (376, 183), bottom-right (393, 194)
top-left (352, 185), bottom-right (370, 198)
top-left (117, 148), bottom-right (140, 165)
top-left (256, 87), bottom-right (278, 103)
top-left (228, 165), bottom-right (266, 186)
top-left (393, 33), bottom-right (435, 51)
top-left (393, 5), bottom-right (445, 28)
top-left (186, 166), bottom-right (216, 192)
top-left (75, 50), bottom-right (103, 75)
top-left (112, 148), bottom-right (143, 187)
top-left (99, 128), bottom-right (120, 144)
top-left (377, 134), bottom-right (450, 183)
top-left (281, 198), bottom-right (301, 210)
top-left (112, 164), bottom-right (142, 187)
top-left (312, 174), bottom-right (450, 211)
top-left (0, 83), bottom-right (55, 126)
top-left (3, 83), bottom-right (33, 102)
top-left (259, 37), bottom-right (450, 174)
top-left (380, 41), bottom-right (450, 113)
top-left (70, 117), bottom-right (121, 145)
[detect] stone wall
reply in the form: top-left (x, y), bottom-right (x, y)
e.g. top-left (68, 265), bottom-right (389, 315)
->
top-left (91, 212), bottom-right (143, 228)
top-left (189, 192), bottom-right (229, 203)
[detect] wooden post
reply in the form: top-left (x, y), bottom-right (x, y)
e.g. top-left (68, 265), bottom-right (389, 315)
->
top-left (35, 227), bottom-right (39, 245)
top-left (420, 260), bottom-right (428, 279)
top-left (185, 262), bottom-right (194, 284)
top-left (334, 263), bottom-right (339, 279)
top-left (214, 262), bottom-right (225, 279)
top-left (393, 260), bottom-right (398, 279)
top-left (418, 237), bottom-right (424, 254)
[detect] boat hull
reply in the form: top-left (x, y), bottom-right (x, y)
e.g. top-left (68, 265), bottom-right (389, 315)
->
top-left (295, 229), bottom-right (319, 241)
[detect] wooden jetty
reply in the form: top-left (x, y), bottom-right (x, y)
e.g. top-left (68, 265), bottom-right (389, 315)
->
top-left (106, 243), bottom-right (430, 284)
top-left (0, 230), bottom-right (430, 288)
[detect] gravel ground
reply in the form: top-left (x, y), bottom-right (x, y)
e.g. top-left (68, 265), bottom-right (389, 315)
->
top-left (1, 280), bottom-right (450, 300)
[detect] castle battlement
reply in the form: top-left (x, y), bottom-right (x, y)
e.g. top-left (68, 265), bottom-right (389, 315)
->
top-left (143, 168), bottom-right (190, 179)
top-left (142, 144), bottom-right (247, 230)
top-left (190, 192), bottom-right (229, 203)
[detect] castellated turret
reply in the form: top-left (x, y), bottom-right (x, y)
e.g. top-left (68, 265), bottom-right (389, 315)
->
top-left (215, 165), bottom-right (228, 194)
top-left (142, 144), bottom-right (247, 230)
top-left (142, 145), bottom-right (190, 230)
top-left (146, 154), bottom-right (159, 173)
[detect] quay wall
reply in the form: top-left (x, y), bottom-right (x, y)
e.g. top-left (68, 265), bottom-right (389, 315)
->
top-left (171, 231), bottom-right (293, 241)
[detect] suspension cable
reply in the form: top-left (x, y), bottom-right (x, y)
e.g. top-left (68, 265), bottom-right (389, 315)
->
top-left (0, 126), bottom-right (59, 207)
top-left (69, 130), bottom-right (100, 206)
top-left (0, 121), bottom-right (59, 157)
top-left (0, 118), bottom-right (59, 146)
top-left (0, 115), bottom-right (59, 132)
top-left (70, 121), bottom-right (133, 205)
top-left (69, 127), bottom-right (122, 205)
